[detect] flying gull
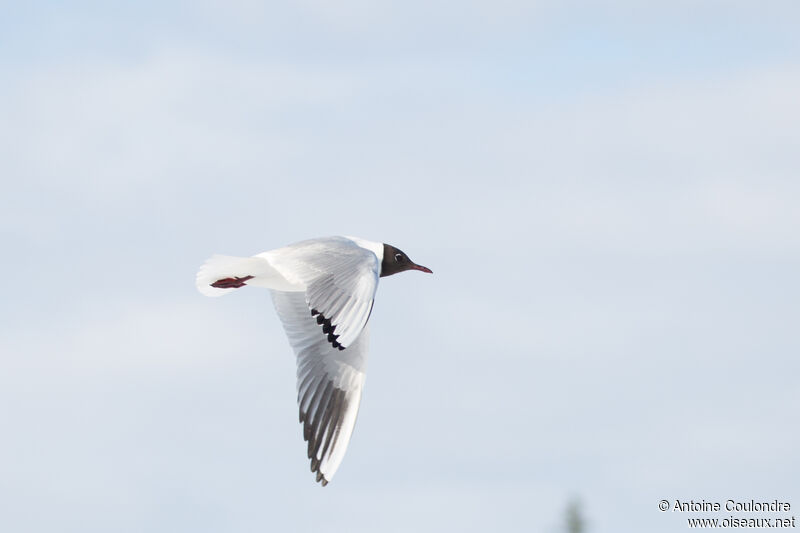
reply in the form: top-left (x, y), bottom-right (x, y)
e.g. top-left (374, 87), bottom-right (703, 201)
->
top-left (196, 236), bottom-right (432, 485)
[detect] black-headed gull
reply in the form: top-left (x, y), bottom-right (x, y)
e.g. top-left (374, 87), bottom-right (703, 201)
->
top-left (196, 236), bottom-right (432, 486)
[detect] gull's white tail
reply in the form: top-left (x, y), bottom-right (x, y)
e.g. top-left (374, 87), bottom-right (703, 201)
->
top-left (196, 254), bottom-right (302, 297)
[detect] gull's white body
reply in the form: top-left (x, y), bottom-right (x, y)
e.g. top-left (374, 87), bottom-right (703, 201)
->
top-left (195, 236), bottom-right (386, 485)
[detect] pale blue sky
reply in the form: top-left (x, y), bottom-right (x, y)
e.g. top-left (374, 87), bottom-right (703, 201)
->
top-left (2, 2), bottom-right (799, 532)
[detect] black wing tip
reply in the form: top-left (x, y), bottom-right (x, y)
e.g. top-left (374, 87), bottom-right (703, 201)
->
top-left (306, 433), bottom-right (332, 486)
top-left (299, 383), bottom-right (348, 487)
top-left (310, 308), bottom-right (348, 350)
top-left (312, 462), bottom-right (330, 486)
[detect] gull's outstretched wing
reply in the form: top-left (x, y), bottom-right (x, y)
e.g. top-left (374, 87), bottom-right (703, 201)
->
top-left (262, 236), bottom-right (379, 350)
top-left (271, 289), bottom-right (369, 486)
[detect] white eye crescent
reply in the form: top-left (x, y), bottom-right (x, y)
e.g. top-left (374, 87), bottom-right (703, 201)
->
top-left (394, 253), bottom-right (403, 262)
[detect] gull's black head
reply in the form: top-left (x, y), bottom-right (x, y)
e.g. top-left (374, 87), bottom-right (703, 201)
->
top-left (380, 244), bottom-right (433, 278)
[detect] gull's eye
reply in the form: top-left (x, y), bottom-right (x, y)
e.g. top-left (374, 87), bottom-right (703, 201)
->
top-left (394, 253), bottom-right (404, 262)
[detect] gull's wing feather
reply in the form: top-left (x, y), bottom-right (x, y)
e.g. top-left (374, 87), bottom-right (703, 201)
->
top-left (271, 290), bottom-right (368, 485)
top-left (263, 236), bottom-right (380, 349)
